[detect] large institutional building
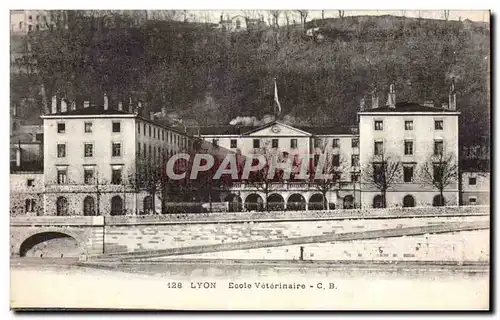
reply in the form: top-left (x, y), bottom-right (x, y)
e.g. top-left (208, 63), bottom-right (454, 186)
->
top-left (10, 83), bottom-right (488, 216)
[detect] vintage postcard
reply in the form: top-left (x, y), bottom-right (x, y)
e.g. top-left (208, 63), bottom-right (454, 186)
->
top-left (9, 9), bottom-right (490, 310)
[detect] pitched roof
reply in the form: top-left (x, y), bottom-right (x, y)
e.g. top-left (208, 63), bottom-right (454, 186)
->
top-left (197, 121), bottom-right (356, 136)
top-left (360, 102), bottom-right (458, 113)
top-left (48, 105), bottom-right (131, 116)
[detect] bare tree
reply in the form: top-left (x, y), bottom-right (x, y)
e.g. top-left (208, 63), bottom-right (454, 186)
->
top-left (444, 10), bottom-right (450, 21)
top-left (362, 154), bottom-right (402, 208)
top-left (269, 10), bottom-right (281, 29)
top-left (418, 152), bottom-right (459, 206)
top-left (131, 157), bottom-right (165, 214)
top-left (310, 139), bottom-right (349, 210)
top-left (338, 10), bottom-right (345, 18)
top-left (244, 139), bottom-right (285, 211)
top-left (296, 10), bottom-right (309, 30)
top-left (322, 10), bottom-right (325, 20)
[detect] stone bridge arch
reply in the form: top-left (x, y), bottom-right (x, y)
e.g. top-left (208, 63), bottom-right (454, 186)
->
top-left (11, 227), bottom-right (88, 258)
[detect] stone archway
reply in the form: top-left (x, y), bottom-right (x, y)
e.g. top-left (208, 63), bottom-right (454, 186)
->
top-left (403, 195), bottom-right (415, 207)
top-left (19, 232), bottom-right (80, 258)
top-left (343, 195), bottom-right (354, 209)
top-left (433, 194), bottom-right (446, 207)
top-left (287, 193), bottom-right (306, 211)
top-left (267, 194), bottom-right (285, 211)
top-left (309, 193), bottom-right (325, 210)
top-left (245, 193), bottom-right (264, 212)
top-left (373, 195), bottom-right (385, 208)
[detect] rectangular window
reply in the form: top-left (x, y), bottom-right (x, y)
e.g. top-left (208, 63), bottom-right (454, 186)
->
top-left (112, 122), bottom-right (121, 133)
top-left (374, 120), bottom-right (383, 131)
top-left (27, 179), bottom-right (34, 187)
top-left (404, 140), bottom-right (413, 155)
top-left (112, 143), bottom-right (121, 157)
top-left (169, 132), bottom-right (172, 143)
top-left (143, 124), bottom-right (146, 135)
top-left (435, 120), bottom-right (443, 130)
top-left (405, 120), bottom-right (413, 130)
top-left (469, 197), bottom-right (477, 205)
top-left (143, 143), bottom-right (146, 158)
top-left (36, 134), bottom-right (43, 142)
top-left (111, 168), bottom-right (122, 185)
top-left (351, 137), bottom-right (359, 148)
top-left (85, 122), bottom-right (93, 133)
top-left (149, 145), bottom-right (152, 158)
top-left (434, 140), bottom-right (444, 156)
top-left (230, 139), bottom-right (237, 149)
top-left (314, 154), bottom-right (320, 167)
top-left (332, 139), bottom-right (340, 148)
top-left (84, 143), bottom-right (93, 157)
top-left (84, 169), bottom-right (94, 184)
top-left (331, 154), bottom-right (340, 167)
top-left (403, 166), bottom-right (414, 183)
top-left (373, 163), bottom-right (383, 184)
top-left (291, 139), bottom-right (298, 149)
top-left (272, 139), bottom-right (279, 148)
top-left (149, 126), bottom-right (151, 137)
top-left (162, 130), bottom-right (165, 141)
top-left (433, 164), bottom-right (442, 182)
top-left (314, 138), bottom-right (321, 148)
top-left (374, 141), bottom-right (383, 156)
top-left (57, 168), bottom-right (67, 184)
top-left (57, 123), bottom-right (65, 133)
top-left (137, 123), bottom-right (140, 134)
top-left (351, 173), bottom-right (359, 182)
top-left (469, 177), bottom-right (477, 185)
top-left (57, 144), bottom-right (66, 158)
top-left (25, 199), bottom-right (36, 213)
top-left (137, 142), bottom-right (141, 156)
top-left (253, 139), bottom-right (260, 149)
top-left (351, 155), bottom-right (359, 167)
top-left (212, 139), bottom-right (219, 147)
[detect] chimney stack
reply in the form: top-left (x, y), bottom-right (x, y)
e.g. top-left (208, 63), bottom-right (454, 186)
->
top-left (128, 100), bottom-right (133, 113)
top-left (137, 100), bottom-right (142, 116)
top-left (423, 100), bottom-right (434, 108)
top-left (118, 101), bottom-right (123, 111)
top-left (449, 78), bottom-right (457, 111)
top-left (371, 89), bottom-right (379, 109)
top-left (386, 84), bottom-right (396, 109)
top-left (51, 95), bottom-right (57, 114)
top-left (359, 97), bottom-right (366, 111)
top-left (83, 101), bottom-right (90, 108)
top-left (71, 101), bottom-right (76, 111)
top-left (104, 93), bottom-right (109, 110)
top-left (60, 98), bottom-right (67, 113)
top-left (12, 104), bottom-right (17, 117)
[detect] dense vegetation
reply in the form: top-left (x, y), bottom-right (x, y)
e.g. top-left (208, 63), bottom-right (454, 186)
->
top-left (10, 12), bottom-right (490, 146)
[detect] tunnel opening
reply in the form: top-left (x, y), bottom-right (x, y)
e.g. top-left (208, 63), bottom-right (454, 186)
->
top-left (19, 232), bottom-right (80, 258)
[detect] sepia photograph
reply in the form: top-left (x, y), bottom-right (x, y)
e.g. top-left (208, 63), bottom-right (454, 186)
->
top-left (8, 8), bottom-right (490, 310)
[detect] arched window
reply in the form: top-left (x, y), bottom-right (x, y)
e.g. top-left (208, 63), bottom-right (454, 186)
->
top-left (373, 195), bottom-right (384, 208)
top-left (56, 196), bottom-right (68, 216)
top-left (267, 194), bottom-right (285, 211)
top-left (245, 194), bottom-right (264, 212)
top-left (433, 195), bottom-right (445, 207)
top-left (83, 196), bottom-right (95, 216)
top-left (111, 196), bottom-right (124, 216)
top-left (287, 194), bottom-right (306, 211)
top-left (143, 196), bottom-right (153, 214)
top-left (343, 195), bottom-right (354, 209)
top-left (309, 193), bottom-right (326, 210)
top-left (403, 195), bottom-right (415, 208)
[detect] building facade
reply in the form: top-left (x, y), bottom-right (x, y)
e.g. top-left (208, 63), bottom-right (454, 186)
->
top-left (40, 101), bottom-right (193, 216)
top-left (358, 85), bottom-right (460, 208)
top-left (199, 121), bottom-right (361, 210)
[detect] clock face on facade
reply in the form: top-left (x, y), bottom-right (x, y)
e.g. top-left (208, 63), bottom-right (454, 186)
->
top-left (271, 125), bottom-right (281, 133)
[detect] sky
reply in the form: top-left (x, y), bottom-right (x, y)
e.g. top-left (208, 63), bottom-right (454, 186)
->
top-left (187, 10), bottom-right (489, 24)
